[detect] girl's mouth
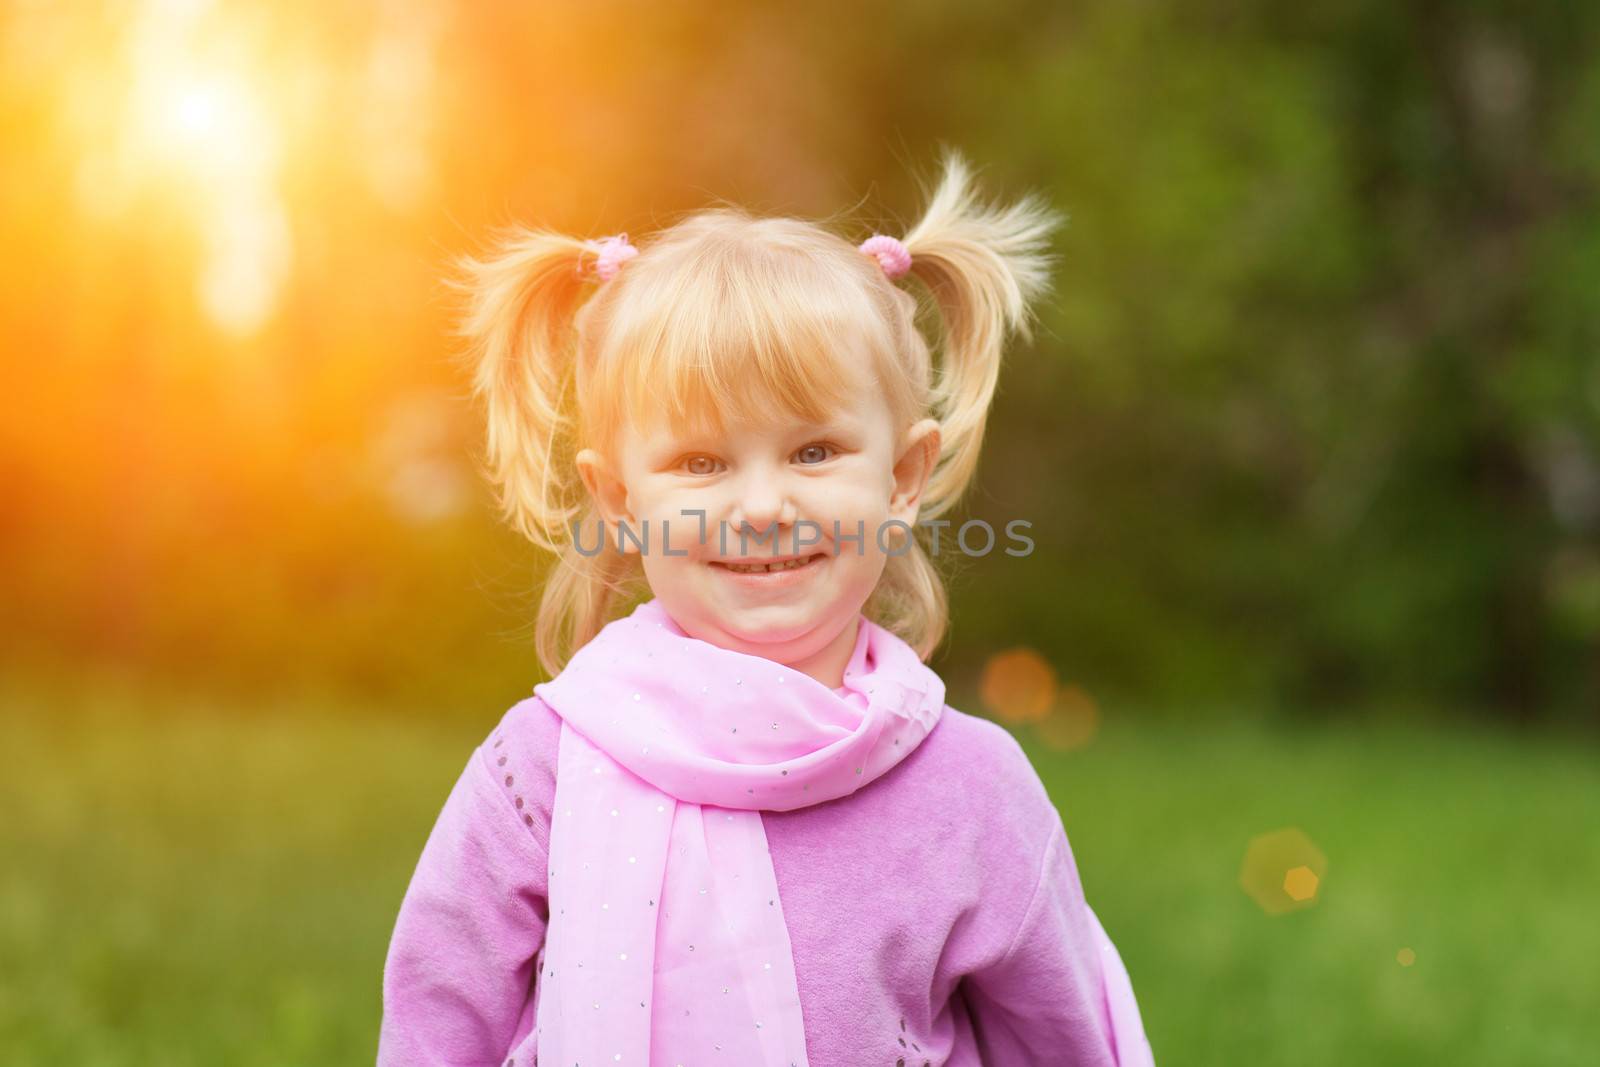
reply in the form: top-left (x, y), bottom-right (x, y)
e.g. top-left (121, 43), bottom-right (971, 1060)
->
top-left (708, 552), bottom-right (828, 582)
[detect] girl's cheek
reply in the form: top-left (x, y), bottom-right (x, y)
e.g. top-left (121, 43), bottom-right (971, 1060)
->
top-left (813, 481), bottom-right (893, 518)
top-left (643, 486), bottom-right (704, 514)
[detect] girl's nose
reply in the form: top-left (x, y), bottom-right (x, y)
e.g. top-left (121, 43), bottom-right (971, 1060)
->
top-left (728, 475), bottom-right (798, 541)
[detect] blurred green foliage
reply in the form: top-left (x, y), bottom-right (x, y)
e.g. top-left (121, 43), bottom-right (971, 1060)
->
top-left (4, 0), bottom-right (1600, 723)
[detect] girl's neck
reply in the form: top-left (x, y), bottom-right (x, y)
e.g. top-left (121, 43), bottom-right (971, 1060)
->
top-left (779, 614), bottom-right (860, 691)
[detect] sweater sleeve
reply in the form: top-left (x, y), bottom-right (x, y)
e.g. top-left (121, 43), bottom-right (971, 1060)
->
top-left (961, 816), bottom-right (1156, 1066)
top-left (376, 739), bottom-right (550, 1066)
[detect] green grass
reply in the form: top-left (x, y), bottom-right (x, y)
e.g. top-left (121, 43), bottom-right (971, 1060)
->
top-left (2, 674), bottom-right (1597, 1065)
top-left (1023, 711), bottom-right (1600, 1065)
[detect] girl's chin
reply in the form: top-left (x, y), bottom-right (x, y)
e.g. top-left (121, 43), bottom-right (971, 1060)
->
top-left (692, 602), bottom-right (833, 650)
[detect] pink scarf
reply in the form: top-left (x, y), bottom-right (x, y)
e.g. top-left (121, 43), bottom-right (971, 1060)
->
top-left (530, 597), bottom-right (946, 1066)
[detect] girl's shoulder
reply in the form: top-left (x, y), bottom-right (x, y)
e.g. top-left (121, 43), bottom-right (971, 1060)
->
top-left (483, 692), bottom-right (565, 760)
top-left (904, 705), bottom-right (1074, 869)
top-left (921, 705), bottom-right (1057, 812)
top-left (473, 694), bottom-right (564, 856)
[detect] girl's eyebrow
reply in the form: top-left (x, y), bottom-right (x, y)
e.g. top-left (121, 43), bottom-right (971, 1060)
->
top-left (641, 431), bottom-right (722, 467)
top-left (646, 415), bottom-right (857, 460)
top-left (661, 431), bottom-right (726, 453)
top-left (793, 411), bottom-right (861, 433)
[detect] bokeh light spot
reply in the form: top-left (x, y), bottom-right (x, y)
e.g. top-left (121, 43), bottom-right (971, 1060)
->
top-left (979, 647), bottom-right (1057, 724)
top-left (1036, 682), bottom-right (1100, 751)
top-left (1282, 864), bottom-right (1319, 901)
top-left (1239, 827), bottom-right (1328, 915)
top-left (1397, 947), bottom-right (1416, 967)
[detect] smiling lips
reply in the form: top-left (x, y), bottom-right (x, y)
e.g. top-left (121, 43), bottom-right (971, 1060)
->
top-left (709, 552), bottom-right (827, 575)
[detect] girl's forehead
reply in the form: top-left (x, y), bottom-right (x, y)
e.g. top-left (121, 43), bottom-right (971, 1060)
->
top-left (623, 386), bottom-right (890, 454)
top-left (637, 403), bottom-right (857, 446)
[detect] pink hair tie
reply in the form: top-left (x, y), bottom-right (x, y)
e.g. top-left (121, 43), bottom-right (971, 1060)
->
top-left (858, 233), bottom-right (912, 279)
top-left (585, 232), bottom-right (638, 282)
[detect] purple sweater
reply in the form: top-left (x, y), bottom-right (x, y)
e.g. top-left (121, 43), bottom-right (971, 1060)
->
top-left (378, 693), bottom-right (1136, 1065)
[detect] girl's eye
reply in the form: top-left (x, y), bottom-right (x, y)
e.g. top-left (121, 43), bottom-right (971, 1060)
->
top-left (683, 455), bottom-right (720, 476)
top-left (796, 443), bottom-right (835, 465)
top-left (677, 445), bottom-right (834, 474)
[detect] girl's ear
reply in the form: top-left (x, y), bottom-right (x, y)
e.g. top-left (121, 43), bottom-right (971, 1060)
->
top-left (890, 418), bottom-right (942, 524)
top-left (575, 447), bottom-right (638, 552)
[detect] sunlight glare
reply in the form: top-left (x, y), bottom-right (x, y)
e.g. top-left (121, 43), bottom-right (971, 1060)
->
top-left (175, 85), bottom-right (220, 137)
top-left (66, 0), bottom-right (294, 337)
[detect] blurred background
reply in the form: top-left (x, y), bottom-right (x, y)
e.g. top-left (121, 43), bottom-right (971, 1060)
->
top-left (3, 0), bottom-right (1597, 1063)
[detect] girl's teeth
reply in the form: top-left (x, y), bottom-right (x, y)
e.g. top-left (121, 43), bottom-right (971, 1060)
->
top-left (726, 556), bottom-right (813, 574)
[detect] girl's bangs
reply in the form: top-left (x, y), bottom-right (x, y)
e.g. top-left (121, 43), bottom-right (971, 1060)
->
top-left (599, 241), bottom-right (893, 446)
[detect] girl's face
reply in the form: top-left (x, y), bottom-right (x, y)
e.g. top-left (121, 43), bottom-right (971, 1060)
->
top-left (576, 371), bottom-right (939, 679)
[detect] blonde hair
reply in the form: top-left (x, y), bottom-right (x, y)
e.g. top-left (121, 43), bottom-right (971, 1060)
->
top-left (452, 149), bottom-right (1062, 677)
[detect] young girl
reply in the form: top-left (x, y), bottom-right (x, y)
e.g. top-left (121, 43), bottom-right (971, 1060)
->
top-left (377, 151), bottom-right (1155, 1066)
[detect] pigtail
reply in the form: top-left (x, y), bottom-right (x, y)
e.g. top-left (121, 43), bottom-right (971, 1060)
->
top-left (452, 227), bottom-right (594, 552)
top-left (451, 226), bottom-right (643, 677)
top-left (900, 149), bottom-right (1064, 518)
